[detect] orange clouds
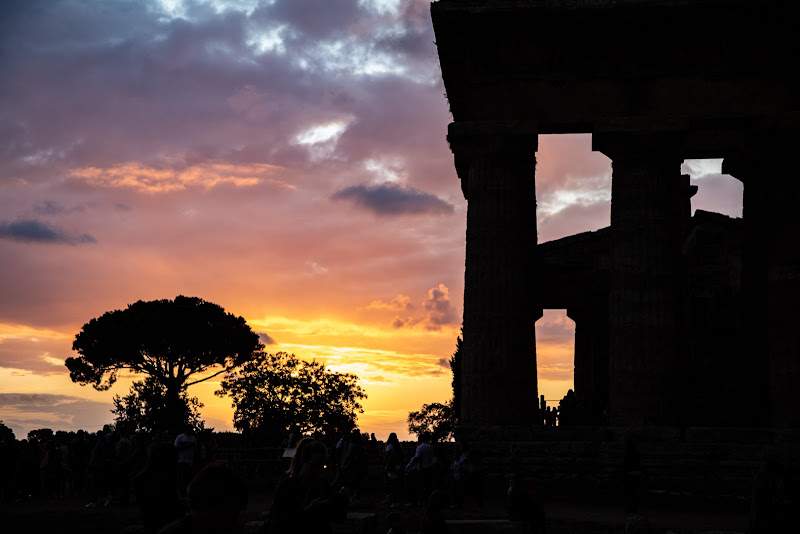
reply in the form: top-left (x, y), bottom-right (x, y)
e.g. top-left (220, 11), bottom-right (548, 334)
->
top-left (367, 284), bottom-right (460, 331)
top-left (0, 323), bottom-right (73, 375)
top-left (70, 160), bottom-right (290, 193)
top-left (366, 294), bottom-right (414, 311)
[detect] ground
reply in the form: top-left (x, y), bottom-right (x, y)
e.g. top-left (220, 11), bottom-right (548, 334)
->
top-left (0, 464), bottom-right (750, 534)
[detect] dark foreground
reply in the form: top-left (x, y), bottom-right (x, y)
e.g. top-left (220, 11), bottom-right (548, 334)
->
top-left (1, 486), bottom-right (750, 534)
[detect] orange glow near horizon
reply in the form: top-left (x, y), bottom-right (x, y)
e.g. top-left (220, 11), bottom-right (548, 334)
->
top-left (0, 308), bottom-right (576, 442)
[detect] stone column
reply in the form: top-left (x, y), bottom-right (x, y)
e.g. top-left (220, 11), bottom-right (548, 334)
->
top-left (723, 152), bottom-right (800, 428)
top-left (568, 299), bottom-right (610, 425)
top-left (594, 133), bottom-right (687, 426)
top-left (448, 121), bottom-right (540, 428)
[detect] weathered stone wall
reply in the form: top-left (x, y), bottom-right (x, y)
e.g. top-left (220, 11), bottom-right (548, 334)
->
top-left (457, 425), bottom-right (800, 503)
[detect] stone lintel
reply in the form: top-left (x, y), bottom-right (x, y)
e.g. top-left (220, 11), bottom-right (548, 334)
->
top-left (447, 120), bottom-right (538, 161)
top-left (722, 134), bottom-right (800, 181)
top-left (592, 130), bottom-right (687, 160)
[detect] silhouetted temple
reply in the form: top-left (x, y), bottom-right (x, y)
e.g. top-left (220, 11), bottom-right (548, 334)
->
top-left (433, 0), bottom-right (799, 496)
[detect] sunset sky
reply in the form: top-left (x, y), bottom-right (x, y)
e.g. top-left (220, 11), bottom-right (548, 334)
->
top-left (0, 0), bottom-right (743, 441)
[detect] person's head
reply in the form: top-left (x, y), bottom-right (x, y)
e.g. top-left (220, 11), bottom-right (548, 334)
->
top-left (288, 437), bottom-right (327, 478)
top-left (387, 432), bottom-right (399, 446)
top-left (187, 461), bottom-right (247, 530)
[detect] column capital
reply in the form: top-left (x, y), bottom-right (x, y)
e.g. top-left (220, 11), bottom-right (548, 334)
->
top-left (447, 120), bottom-right (538, 197)
top-left (447, 120), bottom-right (538, 156)
top-left (720, 157), bottom-right (758, 183)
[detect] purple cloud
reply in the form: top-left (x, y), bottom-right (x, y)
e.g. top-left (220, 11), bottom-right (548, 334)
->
top-left (0, 219), bottom-right (96, 245)
top-left (332, 182), bottom-right (454, 216)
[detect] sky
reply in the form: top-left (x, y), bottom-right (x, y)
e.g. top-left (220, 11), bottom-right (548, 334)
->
top-left (0, 0), bottom-right (744, 441)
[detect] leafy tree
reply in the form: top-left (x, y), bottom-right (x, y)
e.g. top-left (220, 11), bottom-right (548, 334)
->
top-left (66, 295), bottom-right (262, 434)
top-left (216, 351), bottom-right (366, 444)
top-left (27, 428), bottom-right (55, 443)
top-left (407, 400), bottom-right (456, 443)
top-left (0, 421), bottom-right (15, 445)
top-left (450, 334), bottom-right (462, 422)
top-left (112, 376), bottom-right (204, 435)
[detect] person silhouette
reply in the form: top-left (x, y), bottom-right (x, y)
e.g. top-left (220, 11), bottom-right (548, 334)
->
top-left (134, 442), bottom-right (183, 534)
top-left (263, 438), bottom-right (348, 534)
top-left (383, 432), bottom-right (404, 507)
top-left (158, 461), bottom-right (247, 534)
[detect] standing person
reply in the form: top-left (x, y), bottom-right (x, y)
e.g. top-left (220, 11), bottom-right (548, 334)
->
top-left (112, 427), bottom-right (133, 505)
top-left (174, 426), bottom-right (197, 499)
top-left (85, 430), bottom-right (112, 508)
top-left (452, 441), bottom-right (482, 509)
top-left (342, 429), bottom-right (367, 501)
top-left (419, 490), bottom-right (449, 534)
top-left (383, 433), bottom-right (404, 507)
top-left (159, 461), bottom-right (248, 534)
top-left (264, 438), bottom-right (348, 534)
top-left (330, 431), bottom-right (348, 492)
top-left (39, 440), bottom-right (59, 499)
top-left (507, 469), bottom-right (546, 534)
top-left (414, 433), bottom-right (434, 506)
top-left (70, 430), bottom-right (91, 497)
top-left (134, 442), bottom-right (183, 534)
top-left (369, 433), bottom-right (379, 460)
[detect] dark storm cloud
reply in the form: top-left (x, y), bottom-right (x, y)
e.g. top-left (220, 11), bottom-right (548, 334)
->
top-left (0, 219), bottom-right (96, 245)
top-left (332, 183), bottom-right (454, 216)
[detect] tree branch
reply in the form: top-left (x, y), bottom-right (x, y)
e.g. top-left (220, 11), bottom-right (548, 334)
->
top-left (184, 367), bottom-right (228, 388)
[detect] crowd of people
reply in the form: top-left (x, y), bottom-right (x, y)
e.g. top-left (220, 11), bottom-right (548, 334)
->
top-left (257, 429), bottom-right (493, 534)
top-left (0, 424), bottom-right (218, 508)
top-left (0, 424), bottom-right (501, 533)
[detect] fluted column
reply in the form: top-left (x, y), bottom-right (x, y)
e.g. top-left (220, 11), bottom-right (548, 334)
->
top-left (723, 153), bottom-right (800, 428)
top-left (568, 299), bottom-right (610, 425)
top-left (594, 133), bottom-right (687, 426)
top-left (448, 121), bottom-right (540, 427)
